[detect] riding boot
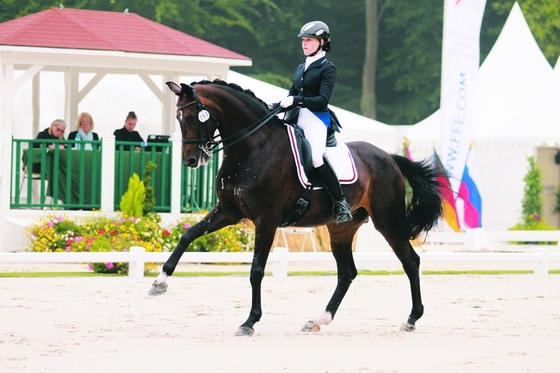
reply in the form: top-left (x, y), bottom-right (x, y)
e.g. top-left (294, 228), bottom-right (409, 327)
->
top-left (314, 162), bottom-right (353, 224)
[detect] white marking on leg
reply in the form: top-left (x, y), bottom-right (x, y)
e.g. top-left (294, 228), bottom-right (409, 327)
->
top-left (314, 311), bottom-right (333, 326)
top-left (155, 271), bottom-right (168, 283)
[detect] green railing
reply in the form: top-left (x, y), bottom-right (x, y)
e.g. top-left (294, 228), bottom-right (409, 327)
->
top-left (10, 138), bottom-right (219, 212)
top-left (113, 141), bottom-right (172, 212)
top-left (181, 154), bottom-right (218, 212)
top-left (11, 138), bottom-right (102, 209)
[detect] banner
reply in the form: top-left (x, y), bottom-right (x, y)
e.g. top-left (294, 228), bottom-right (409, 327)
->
top-left (440, 0), bottom-right (486, 194)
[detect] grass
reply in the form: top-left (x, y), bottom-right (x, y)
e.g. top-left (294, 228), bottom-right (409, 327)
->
top-left (1, 269), bottom-right (558, 277)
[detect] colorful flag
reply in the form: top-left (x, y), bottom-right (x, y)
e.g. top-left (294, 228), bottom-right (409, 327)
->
top-left (433, 150), bottom-right (461, 232)
top-left (458, 145), bottom-right (482, 228)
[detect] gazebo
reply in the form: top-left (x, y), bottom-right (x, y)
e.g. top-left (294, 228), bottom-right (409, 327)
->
top-left (0, 7), bottom-right (251, 211)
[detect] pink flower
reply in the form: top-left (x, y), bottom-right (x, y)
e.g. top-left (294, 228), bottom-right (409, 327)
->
top-left (182, 223), bottom-right (191, 229)
top-left (48, 221), bottom-right (54, 228)
top-left (87, 264), bottom-right (93, 271)
top-left (65, 246), bottom-right (71, 252)
top-left (105, 262), bottom-right (114, 269)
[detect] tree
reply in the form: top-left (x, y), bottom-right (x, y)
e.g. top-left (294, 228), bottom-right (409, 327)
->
top-left (490, 0), bottom-right (560, 66)
top-left (375, 1), bottom-right (443, 124)
top-left (1, 0), bottom-right (559, 123)
top-left (360, 0), bottom-right (378, 119)
top-left (521, 156), bottom-right (543, 227)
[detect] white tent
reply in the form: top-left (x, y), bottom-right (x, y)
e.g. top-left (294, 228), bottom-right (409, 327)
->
top-left (402, 2), bottom-right (555, 230)
top-left (504, 56), bottom-right (560, 145)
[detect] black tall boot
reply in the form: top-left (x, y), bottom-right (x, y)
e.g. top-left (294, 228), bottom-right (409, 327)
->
top-left (315, 162), bottom-right (353, 224)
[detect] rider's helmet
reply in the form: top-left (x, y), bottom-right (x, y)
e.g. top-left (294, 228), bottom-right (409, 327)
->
top-left (297, 21), bottom-right (331, 52)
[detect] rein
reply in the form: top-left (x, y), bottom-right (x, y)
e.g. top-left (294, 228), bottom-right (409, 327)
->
top-left (177, 85), bottom-right (283, 155)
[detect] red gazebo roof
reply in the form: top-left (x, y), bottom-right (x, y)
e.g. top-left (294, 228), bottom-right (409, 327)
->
top-left (0, 8), bottom-right (250, 60)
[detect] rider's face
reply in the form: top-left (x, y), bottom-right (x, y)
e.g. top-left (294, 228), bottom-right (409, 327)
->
top-left (301, 37), bottom-right (321, 56)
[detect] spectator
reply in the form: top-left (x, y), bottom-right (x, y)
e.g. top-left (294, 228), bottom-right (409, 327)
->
top-left (34, 119), bottom-right (67, 149)
top-left (31, 119), bottom-right (67, 172)
top-left (114, 111), bottom-right (144, 150)
top-left (68, 112), bottom-right (99, 150)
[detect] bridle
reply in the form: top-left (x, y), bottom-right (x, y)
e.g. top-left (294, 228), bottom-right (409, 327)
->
top-left (176, 84), bottom-right (283, 155)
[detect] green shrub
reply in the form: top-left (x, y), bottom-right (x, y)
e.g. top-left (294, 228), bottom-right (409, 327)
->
top-left (119, 173), bottom-right (145, 218)
top-left (27, 213), bottom-right (255, 274)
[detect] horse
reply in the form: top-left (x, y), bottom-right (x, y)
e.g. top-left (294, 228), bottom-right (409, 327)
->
top-left (149, 79), bottom-right (444, 336)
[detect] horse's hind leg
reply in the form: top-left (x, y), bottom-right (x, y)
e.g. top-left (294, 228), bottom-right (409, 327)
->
top-left (302, 224), bottom-right (360, 332)
top-left (378, 227), bottom-right (423, 331)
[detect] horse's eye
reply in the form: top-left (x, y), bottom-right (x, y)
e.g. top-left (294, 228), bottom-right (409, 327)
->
top-left (186, 116), bottom-right (197, 124)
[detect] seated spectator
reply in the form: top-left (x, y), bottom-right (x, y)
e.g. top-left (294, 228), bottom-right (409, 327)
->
top-left (68, 112), bottom-right (99, 150)
top-left (31, 119), bottom-right (67, 172)
top-left (114, 111), bottom-right (144, 150)
top-left (34, 119), bottom-right (67, 149)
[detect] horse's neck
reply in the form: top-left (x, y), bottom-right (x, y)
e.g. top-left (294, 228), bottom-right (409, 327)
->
top-left (221, 120), bottom-right (286, 164)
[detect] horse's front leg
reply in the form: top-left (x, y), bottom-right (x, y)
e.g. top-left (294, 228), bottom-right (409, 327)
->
top-left (149, 207), bottom-right (238, 296)
top-left (302, 228), bottom-right (358, 332)
top-left (234, 222), bottom-right (277, 337)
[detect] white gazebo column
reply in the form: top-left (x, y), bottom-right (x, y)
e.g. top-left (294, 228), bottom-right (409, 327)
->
top-left (100, 135), bottom-right (115, 212)
top-left (162, 73), bottom-right (179, 135)
top-left (0, 61), bottom-right (14, 211)
top-left (64, 68), bottom-right (79, 126)
top-left (32, 72), bottom-right (40, 136)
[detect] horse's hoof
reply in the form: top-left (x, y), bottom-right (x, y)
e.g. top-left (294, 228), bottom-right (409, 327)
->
top-left (399, 322), bottom-right (416, 332)
top-left (148, 281), bottom-right (168, 296)
top-left (234, 326), bottom-right (254, 337)
top-left (301, 320), bottom-right (321, 332)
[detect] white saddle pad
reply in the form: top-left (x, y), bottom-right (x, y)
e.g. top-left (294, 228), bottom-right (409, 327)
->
top-left (286, 125), bottom-right (358, 188)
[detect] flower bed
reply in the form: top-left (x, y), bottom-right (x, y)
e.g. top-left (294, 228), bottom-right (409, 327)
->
top-left (27, 213), bottom-right (255, 274)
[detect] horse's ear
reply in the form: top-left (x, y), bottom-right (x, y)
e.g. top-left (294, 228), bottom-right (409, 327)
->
top-left (166, 81), bottom-right (182, 95)
top-left (180, 83), bottom-right (196, 100)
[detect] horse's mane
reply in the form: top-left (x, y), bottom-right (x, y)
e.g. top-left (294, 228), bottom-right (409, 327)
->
top-left (192, 79), bottom-right (271, 111)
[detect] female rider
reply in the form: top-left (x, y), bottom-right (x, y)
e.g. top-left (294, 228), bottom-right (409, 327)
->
top-left (280, 20), bottom-right (353, 224)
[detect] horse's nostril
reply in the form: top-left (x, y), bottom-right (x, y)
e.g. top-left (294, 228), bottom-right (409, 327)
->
top-left (185, 157), bottom-right (197, 168)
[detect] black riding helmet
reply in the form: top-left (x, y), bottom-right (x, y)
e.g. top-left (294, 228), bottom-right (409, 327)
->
top-left (297, 21), bottom-right (331, 53)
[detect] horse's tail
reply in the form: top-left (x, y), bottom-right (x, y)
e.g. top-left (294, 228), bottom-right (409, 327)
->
top-left (391, 154), bottom-right (444, 240)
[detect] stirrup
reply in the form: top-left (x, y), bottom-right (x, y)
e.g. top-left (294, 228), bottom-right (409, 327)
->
top-left (332, 200), bottom-right (353, 224)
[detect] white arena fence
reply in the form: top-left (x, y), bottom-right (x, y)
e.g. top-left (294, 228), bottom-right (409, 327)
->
top-left (0, 246), bottom-right (559, 278)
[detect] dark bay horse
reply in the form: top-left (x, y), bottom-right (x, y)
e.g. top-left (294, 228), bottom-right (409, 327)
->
top-left (149, 79), bottom-right (444, 336)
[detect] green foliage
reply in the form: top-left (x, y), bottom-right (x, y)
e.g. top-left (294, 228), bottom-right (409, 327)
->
top-left (2, 0), bottom-right (559, 124)
top-left (26, 212), bottom-right (256, 273)
top-left (521, 156), bottom-right (543, 227)
top-left (165, 215), bottom-right (255, 253)
top-left (119, 173), bottom-right (145, 218)
top-left (142, 161), bottom-right (157, 216)
top-left (554, 189), bottom-right (560, 214)
top-left (491, 0), bottom-right (560, 66)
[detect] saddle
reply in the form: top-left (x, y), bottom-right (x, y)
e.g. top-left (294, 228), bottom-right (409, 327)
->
top-left (292, 123), bottom-right (337, 182)
top-left (279, 124), bottom-right (338, 227)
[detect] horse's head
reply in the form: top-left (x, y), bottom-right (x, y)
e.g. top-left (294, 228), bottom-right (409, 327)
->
top-left (167, 81), bottom-right (216, 168)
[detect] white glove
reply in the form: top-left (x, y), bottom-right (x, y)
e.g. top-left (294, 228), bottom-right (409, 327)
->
top-left (280, 96), bottom-right (294, 108)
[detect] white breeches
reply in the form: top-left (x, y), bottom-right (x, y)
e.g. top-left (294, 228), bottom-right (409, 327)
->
top-left (297, 108), bottom-right (327, 167)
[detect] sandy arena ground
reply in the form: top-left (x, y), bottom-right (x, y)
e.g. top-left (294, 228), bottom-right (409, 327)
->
top-left (1, 272), bottom-right (559, 373)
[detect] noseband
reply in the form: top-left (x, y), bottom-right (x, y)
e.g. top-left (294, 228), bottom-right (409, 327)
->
top-left (176, 85), bottom-right (283, 155)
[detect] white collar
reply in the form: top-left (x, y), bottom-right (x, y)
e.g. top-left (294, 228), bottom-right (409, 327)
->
top-left (305, 51), bottom-right (326, 70)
